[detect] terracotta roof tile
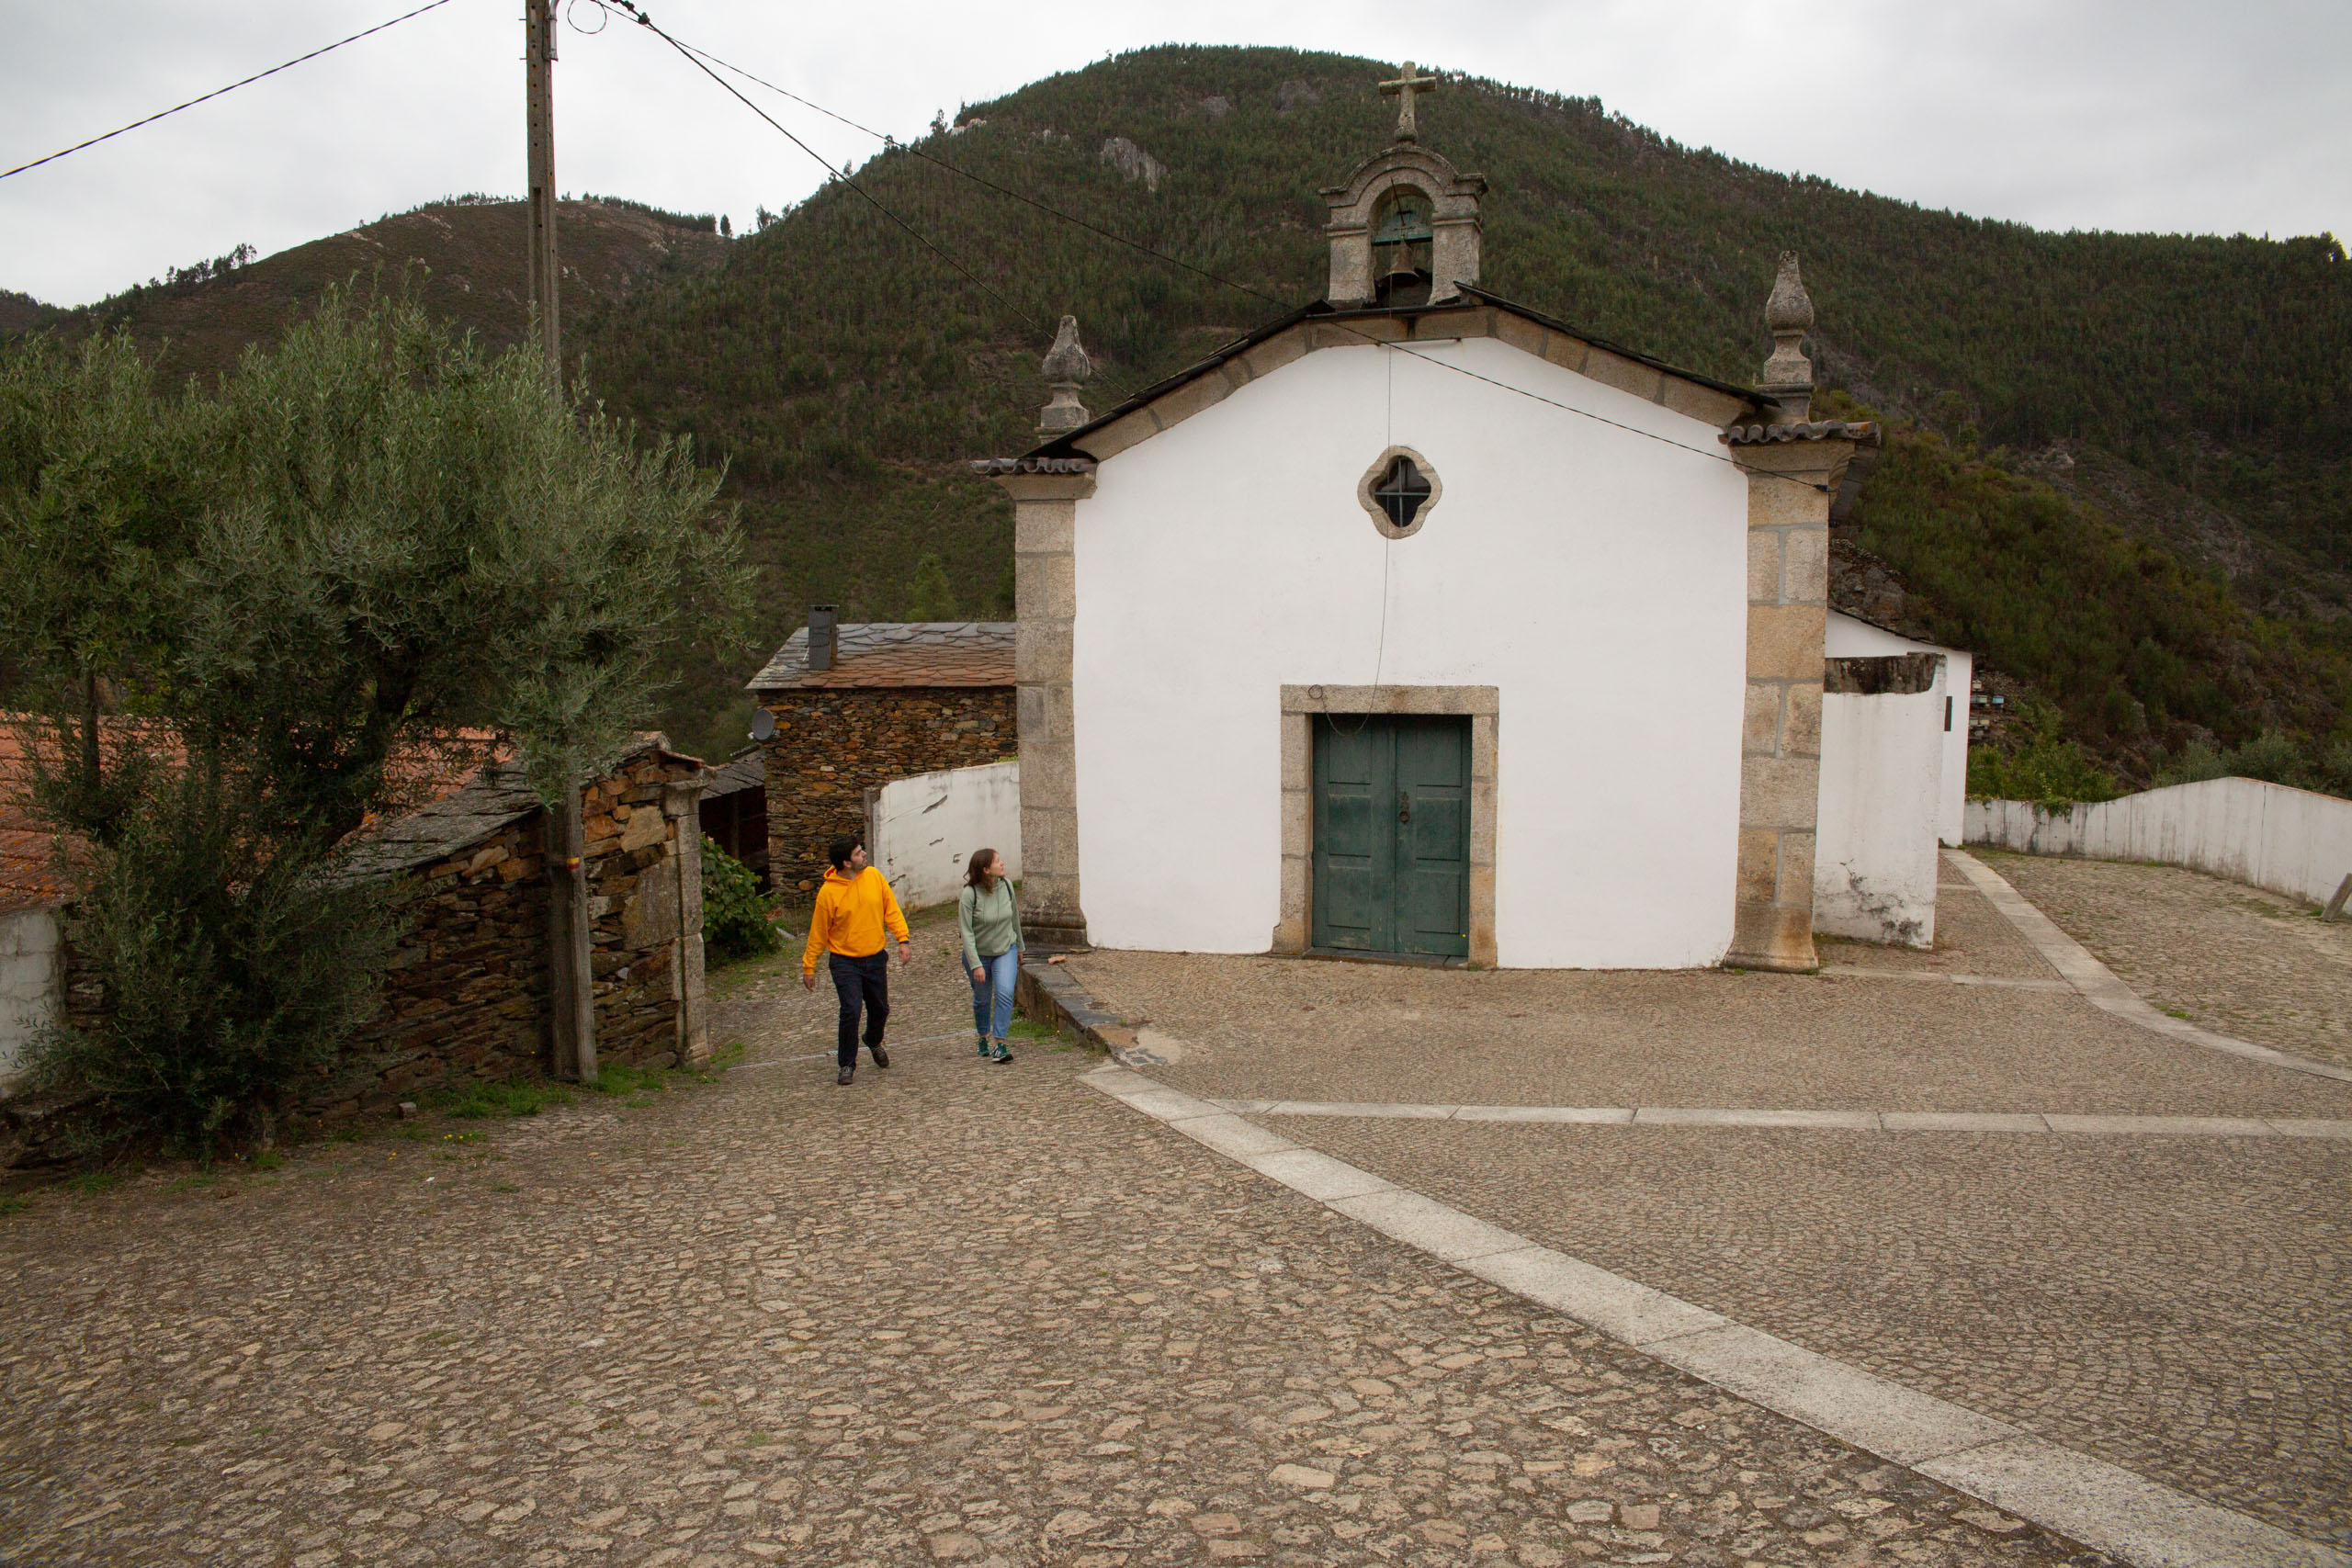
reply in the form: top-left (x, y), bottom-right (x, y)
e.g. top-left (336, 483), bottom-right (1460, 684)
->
top-left (747, 622), bottom-right (1015, 692)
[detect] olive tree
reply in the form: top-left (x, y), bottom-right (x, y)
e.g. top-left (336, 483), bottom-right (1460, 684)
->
top-left (0, 289), bottom-right (752, 1148)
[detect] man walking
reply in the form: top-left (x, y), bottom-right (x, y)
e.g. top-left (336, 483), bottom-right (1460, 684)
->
top-left (802, 834), bottom-right (912, 1085)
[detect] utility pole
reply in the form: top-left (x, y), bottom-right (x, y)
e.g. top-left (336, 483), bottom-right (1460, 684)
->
top-left (526, 0), bottom-right (596, 1081)
top-left (525, 0), bottom-right (560, 384)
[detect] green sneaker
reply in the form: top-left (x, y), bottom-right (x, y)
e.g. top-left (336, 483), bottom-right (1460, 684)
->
top-left (977, 1035), bottom-right (990, 1057)
top-left (989, 1041), bottom-right (1014, 1065)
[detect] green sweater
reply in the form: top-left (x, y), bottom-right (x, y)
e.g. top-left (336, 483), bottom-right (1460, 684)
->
top-left (958, 878), bottom-right (1021, 970)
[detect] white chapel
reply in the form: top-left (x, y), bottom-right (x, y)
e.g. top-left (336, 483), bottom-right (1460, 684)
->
top-left (977, 67), bottom-right (1959, 972)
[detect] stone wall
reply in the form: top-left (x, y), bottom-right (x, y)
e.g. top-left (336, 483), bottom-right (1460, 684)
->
top-left (7, 749), bottom-right (708, 1159)
top-left (758, 687), bottom-right (1016, 892)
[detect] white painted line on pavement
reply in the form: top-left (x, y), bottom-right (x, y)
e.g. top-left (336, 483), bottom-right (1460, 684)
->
top-left (1208, 1098), bottom-right (2351, 1139)
top-left (1949, 851), bottom-right (2352, 1085)
top-left (1085, 1064), bottom-right (2349, 1568)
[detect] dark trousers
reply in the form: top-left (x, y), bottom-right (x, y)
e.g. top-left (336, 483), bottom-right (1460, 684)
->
top-left (828, 949), bottom-right (890, 1068)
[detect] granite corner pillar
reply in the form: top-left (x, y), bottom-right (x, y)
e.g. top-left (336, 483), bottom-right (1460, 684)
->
top-left (1724, 438), bottom-right (1854, 972)
top-left (991, 468), bottom-right (1096, 950)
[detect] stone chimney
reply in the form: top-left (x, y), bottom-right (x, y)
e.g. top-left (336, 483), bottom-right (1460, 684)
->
top-left (806, 605), bottom-right (837, 671)
top-left (1038, 316), bottom-right (1092, 434)
top-left (1758, 251), bottom-right (1815, 424)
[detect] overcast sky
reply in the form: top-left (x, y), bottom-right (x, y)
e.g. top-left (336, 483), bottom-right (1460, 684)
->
top-left (4, 0), bottom-right (2346, 308)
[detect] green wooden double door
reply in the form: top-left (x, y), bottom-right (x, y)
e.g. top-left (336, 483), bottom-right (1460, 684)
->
top-left (1311, 716), bottom-right (1471, 959)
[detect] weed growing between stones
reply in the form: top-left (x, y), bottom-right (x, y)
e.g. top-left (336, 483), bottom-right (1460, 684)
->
top-left (433, 1079), bottom-right (572, 1120)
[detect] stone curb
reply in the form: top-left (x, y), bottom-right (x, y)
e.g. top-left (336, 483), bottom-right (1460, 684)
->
top-left (1210, 1100), bottom-right (2352, 1139)
top-left (1080, 1062), bottom-right (2348, 1568)
top-left (1950, 852), bottom-right (2352, 1085)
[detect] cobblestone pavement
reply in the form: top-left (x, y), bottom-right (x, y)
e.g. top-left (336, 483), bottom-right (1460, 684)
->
top-left (1983, 852), bottom-right (2352, 1068)
top-left (1815, 863), bottom-right (2055, 981)
top-left (1256, 1118), bottom-right (2352, 1549)
top-left (1061, 886), bottom-right (2352, 1555)
top-left (0, 915), bottom-right (2109, 1568)
top-left (1063, 953), bottom-right (2352, 1122)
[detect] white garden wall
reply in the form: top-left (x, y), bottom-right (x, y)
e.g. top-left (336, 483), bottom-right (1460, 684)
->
top-left (865, 760), bottom-right (1022, 912)
top-left (1070, 335), bottom-right (1750, 968)
top-left (1966, 777), bottom-right (2352, 908)
top-left (1825, 612), bottom-right (1971, 846)
top-left (0, 906), bottom-right (61, 1096)
top-left (1815, 678), bottom-right (1945, 947)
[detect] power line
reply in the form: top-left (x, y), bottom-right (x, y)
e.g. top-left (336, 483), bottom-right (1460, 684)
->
top-left (1, 0), bottom-right (462, 182)
top-left (602, 0), bottom-right (1048, 347)
top-left (641, 31), bottom-right (1839, 492)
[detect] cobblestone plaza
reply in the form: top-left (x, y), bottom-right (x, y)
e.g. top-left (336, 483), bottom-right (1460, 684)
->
top-left (2, 854), bottom-right (2345, 1566)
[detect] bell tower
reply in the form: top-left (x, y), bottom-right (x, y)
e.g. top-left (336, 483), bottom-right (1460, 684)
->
top-left (1322, 63), bottom-right (1487, 309)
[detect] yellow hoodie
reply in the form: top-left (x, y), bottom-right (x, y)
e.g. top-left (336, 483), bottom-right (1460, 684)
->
top-left (802, 865), bottom-right (910, 974)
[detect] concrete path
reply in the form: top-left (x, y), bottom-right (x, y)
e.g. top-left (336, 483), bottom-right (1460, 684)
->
top-left (0, 917), bottom-right (2120, 1568)
top-left (1210, 1100), bottom-right (2352, 1138)
top-left (1947, 852), bottom-right (2352, 1084)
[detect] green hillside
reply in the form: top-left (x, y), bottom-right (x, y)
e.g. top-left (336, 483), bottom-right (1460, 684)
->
top-left (38, 195), bottom-right (729, 387)
top-left (10, 45), bottom-right (2348, 782)
top-left (573, 45), bottom-right (2352, 773)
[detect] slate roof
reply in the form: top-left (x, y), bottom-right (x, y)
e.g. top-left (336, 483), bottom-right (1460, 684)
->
top-left (333, 761), bottom-right (543, 883)
top-left (747, 622), bottom-right (1016, 693)
top-left (704, 745), bottom-right (766, 799)
top-left (0, 721), bottom-right (505, 916)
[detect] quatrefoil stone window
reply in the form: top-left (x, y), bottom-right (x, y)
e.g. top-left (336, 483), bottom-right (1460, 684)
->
top-left (1357, 446), bottom-right (1442, 539)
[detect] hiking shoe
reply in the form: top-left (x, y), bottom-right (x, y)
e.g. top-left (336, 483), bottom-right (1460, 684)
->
top-left (989, 1042), bottom-right (1014, 1065)
top-left (869, 1044), bottom-right (890, 1068)
top-left (835, 1066), bottom-right (854, 1086)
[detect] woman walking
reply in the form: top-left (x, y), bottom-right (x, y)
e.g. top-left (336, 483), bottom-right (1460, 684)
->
top-left (959, 847), bottom-right (1021, 1064)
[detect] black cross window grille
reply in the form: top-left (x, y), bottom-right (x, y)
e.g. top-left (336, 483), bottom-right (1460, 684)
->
top-left (1372, 454), bottom-right (1432, 528)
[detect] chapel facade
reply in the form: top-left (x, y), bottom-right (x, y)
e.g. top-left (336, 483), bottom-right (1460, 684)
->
top-left (978, 69), bottom-right (1880, 972)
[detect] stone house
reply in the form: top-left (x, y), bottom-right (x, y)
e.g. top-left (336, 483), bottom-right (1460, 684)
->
top-left (1, 736), bottom-right (710, 1158)
top-left (747, 613), bottom-right (1015, 891)
top-left (328, 741), bottom-right (710, 1123)
top-left (977, 73), bottom-right (1956, 972)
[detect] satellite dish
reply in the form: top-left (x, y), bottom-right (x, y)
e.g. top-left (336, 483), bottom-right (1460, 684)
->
top-left (750, 707), bottom-right (777, 742)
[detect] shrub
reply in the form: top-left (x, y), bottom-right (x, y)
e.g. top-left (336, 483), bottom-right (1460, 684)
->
top-left (1967, 699), bottom-right (2121, 807)
top-left (26, 754), bottom-right (397, 1158)
top-left (701, 835), bottom-right (780, 962)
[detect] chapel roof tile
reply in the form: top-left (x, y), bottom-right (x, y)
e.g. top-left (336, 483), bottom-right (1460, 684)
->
top-left (1722, 420), bottom-right (1882, 446)
top-left (747, 622), bottom-right (1015, 693)
top-left (1003, 288), bottom-right (1776, 467)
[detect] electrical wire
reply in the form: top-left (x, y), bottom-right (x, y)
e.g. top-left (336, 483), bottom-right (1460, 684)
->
top-left (603, 0), bottom-right (1050, 346)
top-left (646, 31), bottom-right (1844, 492)
top-left (1, 0), bottom-right (461, 182)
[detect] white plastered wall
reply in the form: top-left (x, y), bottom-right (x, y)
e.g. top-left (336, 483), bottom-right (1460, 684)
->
top-left (1069, 336), bottom-right (1750, 968)
top-left (1826, 611), bottom-right (1972, 845)
top-left (866, 760), bottom-right (1023, 912)
top-left (0, 906), bottom-right (62, 1096)
top-left (1815, 680), bottom-right (1945, 947)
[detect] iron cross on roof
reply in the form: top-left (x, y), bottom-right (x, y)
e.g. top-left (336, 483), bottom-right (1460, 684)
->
top-left (1379, 62), bottom-right (1438, 142)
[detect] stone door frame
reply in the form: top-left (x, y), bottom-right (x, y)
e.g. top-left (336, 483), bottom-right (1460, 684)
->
top-left (1277, 684), bottom-right (1498, 967)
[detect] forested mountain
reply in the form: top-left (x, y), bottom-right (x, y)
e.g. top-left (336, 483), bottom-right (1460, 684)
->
top-left (27, 195), bottom-right (728, 387)
top-left (9, 45), bottom-right (2348, 779)
top-left (575, 46), bottom-right (2352, 773)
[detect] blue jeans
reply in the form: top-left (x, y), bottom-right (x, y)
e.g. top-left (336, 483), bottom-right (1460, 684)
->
top-left (969, 948), bottom-right (1019, 1041)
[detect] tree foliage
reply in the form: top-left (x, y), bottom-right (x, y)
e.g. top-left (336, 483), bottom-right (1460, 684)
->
top-left (699, 835), bottom-right (780, 964)
top-left (0, 290), bottom-right (752, 1145)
